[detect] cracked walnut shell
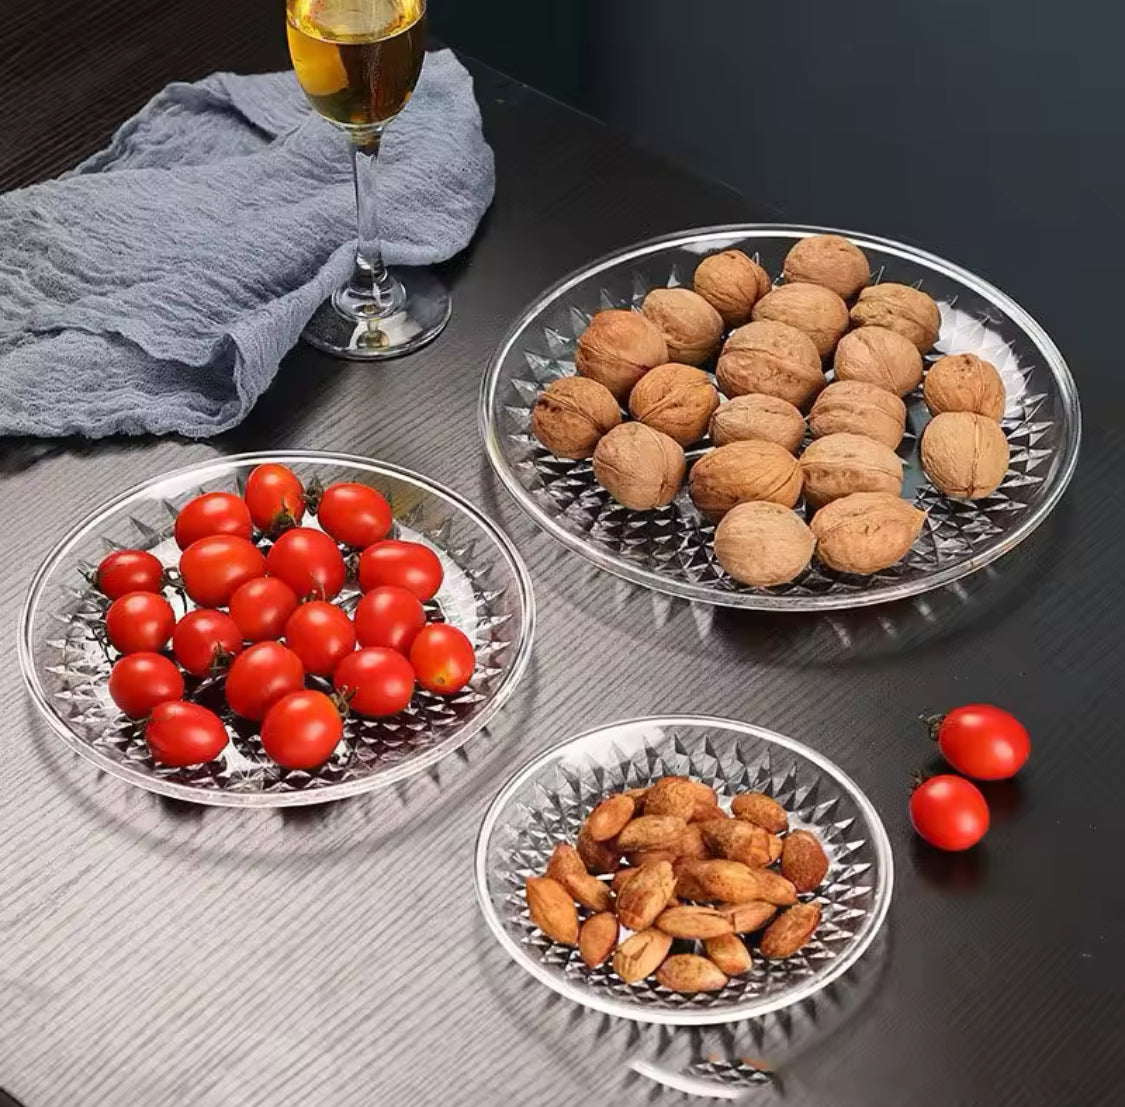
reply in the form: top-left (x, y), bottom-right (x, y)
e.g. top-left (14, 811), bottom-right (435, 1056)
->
top-left (810, 492), bottom-right (926, 575)
top-left (799, 432), bottom-right (904, 508)
top-left (592, 422), bottom-right (686, 510)
top-left (923, 353), bottom-right (1006, 420)
top-left (920, 411), bottom-right (1010, 499)
top-left (850, 283), bottom-right (941, 353)
top-left (714, 502), bottom-right (814, 587)
top-left (833, 326), bottom-right (924, 397)
top-left (717, 320), bottom-right (826, 409)
top-left (710, 394), bottom-right (806, 454)
top-left (575, 309), bottom-right (668, 403)
top-left (629, 363), bottom-right (719, 445)
top-left (693, 249), bottom-right (772, 327)
top-left (751, 282), bottom-right (849, 358)
top-left (641, 287), bottom-right (724, 366)
top-left (530, 376), bottom-right (622, 459)
top-left (783, 234), bottom-right (871, 300)
top-left (689, 440), bottom-right (802, 520)
top-left (809, 380), bottom-right (907, 450)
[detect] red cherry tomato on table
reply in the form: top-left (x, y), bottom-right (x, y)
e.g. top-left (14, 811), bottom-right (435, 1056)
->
top-left (409, 624), bottom-right (475, 694)
top-left (105, 591), bottom-right (176, 655)
top-left (285, 601), bottom-right (356, 676)
top-left (108, 653), bottom-right (185, 719)
top-left (172, 609), bottom-right (243, 676)
top-left (229, 577), bottom-right (299, 642)
top-left (333, 647), bottom-right (415, 717)
top-left (244, 463), bottom-right (305, 532)
top-left (261, 690), bottom-right (344, 770)
top-left (95, 549), bottom-right (164, 599)
top-left (316, 482), bottom-right (393, 548)
top-left (353, 586), bottom-right (426, 654)
top-left (224, 641), bottom-right (305, 721)
top-left (179, 535), bottom-right (266, 608)
top-left (145, 701), bottom-right (229, 766)
top-left (173, 492), bottom-right (253, 551)
top-left (266, 527), bottom-right (346, 601)
top-left (358, 540), bottom-right (443, 601)
top-left (935, 705), bottom-right (1030, 781)
top-left (910, 775), bottom-right (990, 851)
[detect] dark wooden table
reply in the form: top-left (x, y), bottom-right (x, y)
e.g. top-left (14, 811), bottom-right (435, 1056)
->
top-left (0, 4), bottom-right (1120, 1106)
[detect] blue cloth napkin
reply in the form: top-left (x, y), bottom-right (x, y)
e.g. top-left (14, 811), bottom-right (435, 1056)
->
top-left (0, 50), bottom-right (494, 439)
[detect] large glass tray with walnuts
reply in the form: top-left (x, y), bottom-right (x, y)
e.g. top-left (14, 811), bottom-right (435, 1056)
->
top-left (481, 225), bottom-right (1081, 610)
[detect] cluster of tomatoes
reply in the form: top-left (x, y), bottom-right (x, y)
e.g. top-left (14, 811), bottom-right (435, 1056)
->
top-left (95, 463), bottom-right (475, 772)
top-left (909, 704), bottom-right (1031, 851)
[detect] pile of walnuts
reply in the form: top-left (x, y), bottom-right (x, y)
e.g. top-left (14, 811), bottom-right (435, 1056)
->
top-left (530, 234), bottom-right (1011, 587)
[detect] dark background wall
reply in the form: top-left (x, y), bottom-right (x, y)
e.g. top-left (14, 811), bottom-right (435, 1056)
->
top-left (431, 0), bottom-right (1117, 409)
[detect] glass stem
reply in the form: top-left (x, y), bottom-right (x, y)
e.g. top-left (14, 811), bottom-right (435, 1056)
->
top-left (348, 130), bottom-right (399, 312)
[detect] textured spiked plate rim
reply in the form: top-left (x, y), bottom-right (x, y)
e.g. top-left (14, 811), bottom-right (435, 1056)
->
top-left (479, 223), bottom-right (1082, 611)
top-left (18, 451), bottom-right (536, 808)
top-left (473, 715), bottom-right (894, 1026)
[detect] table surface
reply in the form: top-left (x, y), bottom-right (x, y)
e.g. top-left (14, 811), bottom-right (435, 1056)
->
top-left (1, 4), bottom-right (1121, 1107)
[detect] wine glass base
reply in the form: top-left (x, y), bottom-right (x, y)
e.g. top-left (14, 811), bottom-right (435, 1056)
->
top-left (301, 267), bottom-right (451, 361)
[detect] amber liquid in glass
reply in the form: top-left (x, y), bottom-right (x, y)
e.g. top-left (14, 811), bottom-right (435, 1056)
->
top-left (287, 0), bottom-right (426, 130)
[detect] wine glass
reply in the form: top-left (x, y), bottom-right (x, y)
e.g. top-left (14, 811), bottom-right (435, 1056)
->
top-left (287, 0), bottom-right (450, 359)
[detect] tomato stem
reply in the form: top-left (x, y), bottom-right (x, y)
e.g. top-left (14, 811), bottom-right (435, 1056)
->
top-left (920, 712), bottom-right (945, 742)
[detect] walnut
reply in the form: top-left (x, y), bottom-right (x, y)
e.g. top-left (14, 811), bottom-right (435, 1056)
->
top-left (576, 309), bottom-right (668, 403)
top-left (693, 250), bottom-right (772, 327)
top-left (710, 394), bottom-right (806, 454)
top-left (592, 422), bottom-right (686, 510)
top-left (920, 412), bottom-right (1010, 499)
top-left (629, 363), bottom-right (719, 445)
top-left (641, 287), bottom-right (724, 365)
top-left (799, 432), bottom-right (904, 507)
top-left (530, 377), bottom-right (622, 459)
top-left (751, 283), bottom-right (849, 358)
top-left (782, 235), bottom-right (871, 300)
top-left (716, 320), bottom-right (826, 409)
top-left (923, 353), bottom-right (1006, 420)
top-left (810, 492), bottom-right (926, 575)
top-left (689, 440), bottom-right (802, 520)
top-left (833, 326), bottom-right (923, 396)
top-left (714, 501), bottom-right (815, 587)
top-left (808, 380), bottom-right (907, 450)
top-left (850, 283), bottom-right (941, 353)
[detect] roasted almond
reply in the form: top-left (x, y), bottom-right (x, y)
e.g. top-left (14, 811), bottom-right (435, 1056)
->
top-left (584, 793), bottom-right (635, 842)
top-left (673, 858), bottom-right (712, 901)
top-left (780, 830), bottom-right (829, 893)
top-left (577, 825), bottom-right (622, 874)
top-left (689, 802), bottom-right (730, 824)
top-left (579, 911), bottom-right (619, 969)
top-left (545, 842), bottom-right (587, 885)
top-left (760, 902), bottom-right (821, 959)
top-left (656, 953), bottom-right (729, 994)
top-left (655, 905), bottom-right (734, 939)
top-left (704, 933), bottom-right (753, 975)
top-left (525, 876), bottom-right (579, 945)
top-left (565, 872), bottom-right (613, 913)
top-left (613, 928), bottom-right (673, 984)
top-left (767, 834), bottom-right (783, 864)
top-left (616, 860), bottom-right (676, 931)
top-left (645, 777), bottom-right (699, 820)
top-left (719, 900), bottom-right (778, 933)
top-left (616, 815), bottom-right (686, 852)
top-left (731, 792), bottom-right (788, 833)
top-left (625, 848), bottom-right (681, 868)
top-left (692, 860), bottom-right (797, 905)
top-left (611, 867), bottom-right (638, 895)
top-left (675, 823), bottom-right (710, 861)
top-left (624, 787), bottom-right (650, 814)
top-left (685, 780), bottom-right (719, 806)
top-left (702, 820), bottom-right (772, 867)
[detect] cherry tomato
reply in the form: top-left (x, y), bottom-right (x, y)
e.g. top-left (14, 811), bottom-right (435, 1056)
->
top-left (174, 491), bottom-right (253, 551)
top-left (353, 586), bottom-right (425, 654)
top-left (95, 549), bottom-right (164, 599)
top-left (409, 623), bottom-right (475, 694)
top-left (244, 463), bottom-right (305, 532)
top-left (285, 601), bottom-right (356, 676)
top-left (108, 652), bottom-right (185, 719)
top-left (910, 775), bottom-right (990, 851)
top-left (316, 482), bottom-right (393, 548)
top-left (229, 576), bottom-right (299, 642)
top-left (105, 591), bottom-right (176, 654)
top-left (357, 540), bottom-right (443, 601)
top-left (333, 647), bottom-right (415, 717)
top-left (935, 705), bottom-right (1030, 781)
top-left (261, 690), bottom-right (344, 770)
top-left (265, 527), bottom-right (346, 601)
top-left (179, 535), bottom-right (266, 608)
top-left (145, 701), bottom-right (229, 766)
top-left (171, 609), bottom-right (243, 676)
top-left (223, 641), bottom-right (305, 721)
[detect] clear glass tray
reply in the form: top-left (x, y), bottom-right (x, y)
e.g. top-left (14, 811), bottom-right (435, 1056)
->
top-left (474, 716), bottom-right (893, 1026)
top-left (480, 224), bottom-right (1081, 610)
top-left (19, 451), bottom-right (535, 807)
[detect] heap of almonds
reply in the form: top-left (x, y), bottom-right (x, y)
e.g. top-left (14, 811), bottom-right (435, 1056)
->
top-left (524, 775), bottom-right (829, 994)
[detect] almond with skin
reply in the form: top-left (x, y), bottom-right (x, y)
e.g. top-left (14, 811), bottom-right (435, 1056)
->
top-left (579, 911), bottom-right (619, 969)
top-left (577, 825), bottom-right (622, 875)
top-left (704, 933), bottom-right (754, 975)
top-left (673, 859), bottom-right (712, 902)
top-left (545, 842), bottom-right (587, 886)
top-left (584, 793), bottom-right (636, 842)
top-left (656, 954), bottom-right (729, 994)
top-left (731, 793), bottom-right (789, 833)
top-left (655, 905), bottom-right (734, 939)
top-left (611, 868), bottom-right (638, 896)
top-left (612, 928), bottom-right (673, 985)
top-left (689, 860), bottom-right (797, 905)
top-left (780, 830), bottom-right (829, 893)
top-left (644, 777), bottom-right (699, 820)
top-left (690, 802), bottom-right (730, 824)
top-left (567, 872), bottom-right (613, 913)
top-left (615, 860), bottom-right (676, 931)
top-left (760, 902), bottom-right (821, 959)
top-left (702, 819), bottom-right (772, 867)
top-left (625, 848), bottom-right (681, 868)
top-left (719, 900), bottom-right (779, 933)
top-left (616, 815), bottom-right (687, 852)
top-left (624, 787), bottom-right (650, 812)
top-left (767, 834), bottom-right (783, 864)
top-left (675, 823), bottom-right (710, 860)
top-left (525, 876), bottom-right (579, 945)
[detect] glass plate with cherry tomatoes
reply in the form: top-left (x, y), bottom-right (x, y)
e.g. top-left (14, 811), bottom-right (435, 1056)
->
top-left (19, 452), bottom-right (535, 807)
